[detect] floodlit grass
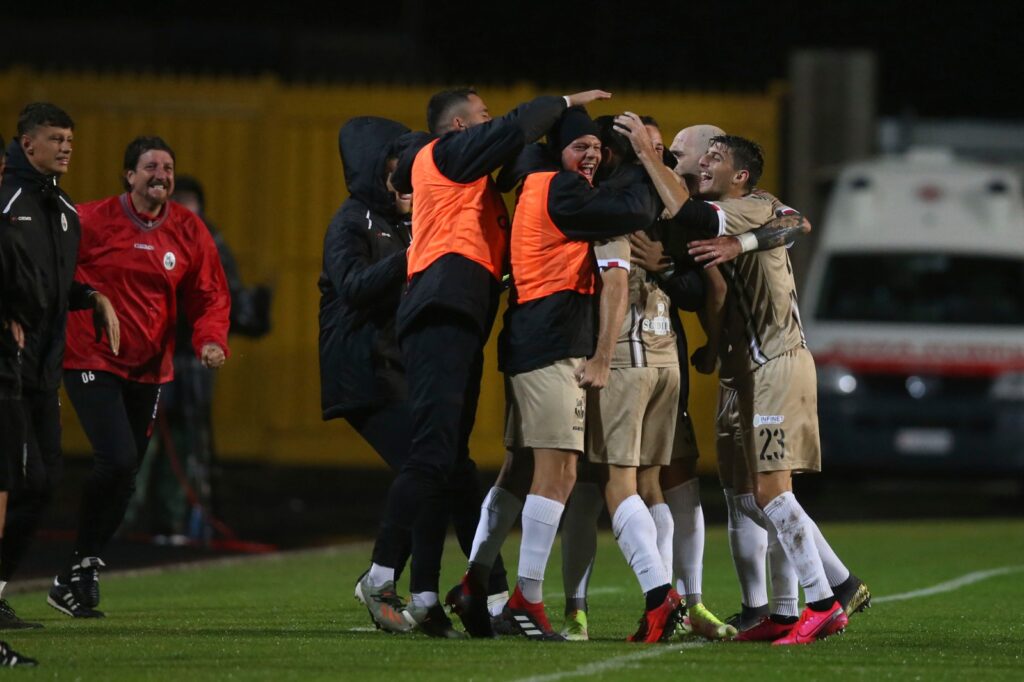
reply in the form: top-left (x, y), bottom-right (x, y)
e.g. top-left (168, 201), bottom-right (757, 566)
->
top-left (5, 519), bottom-right (1023, 680)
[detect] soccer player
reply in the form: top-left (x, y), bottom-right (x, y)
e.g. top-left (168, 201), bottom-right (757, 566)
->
top-left (383, 88), bottom-right (610, 637)
top-left (622, 119), bottom-right (815, 639)
top-left (620, 117), bottom-right (864, 644)
top-left (559, 116), bottom-right (693, 643)
top-left (51, 136), bottom-right (230, 618)
top-left (668, 127), bottom-right (870, 638)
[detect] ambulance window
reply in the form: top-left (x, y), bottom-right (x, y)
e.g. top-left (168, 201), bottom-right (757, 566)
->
top-left (816, 252), bottom-right (1024, 325)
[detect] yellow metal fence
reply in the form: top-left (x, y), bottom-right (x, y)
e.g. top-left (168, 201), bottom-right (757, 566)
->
top-left (0, 68), bottom-right (782, 472)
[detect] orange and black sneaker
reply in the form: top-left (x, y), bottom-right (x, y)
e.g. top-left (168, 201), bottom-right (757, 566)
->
top-left (354, 571), bottom-right (412, 634)
top-left (499, 587), bottom-right (564, 641)
top-left (627, 588), bottom-right (684, 643)
top-left (444, 573), bottom-right (494, 638)
top-left (772, 602), bottom-right (848, 646)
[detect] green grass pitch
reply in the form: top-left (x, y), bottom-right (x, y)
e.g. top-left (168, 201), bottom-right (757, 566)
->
top-left (5, 519), bottom-right (1022, 680)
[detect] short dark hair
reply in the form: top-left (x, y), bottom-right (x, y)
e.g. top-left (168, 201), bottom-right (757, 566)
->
top-left (640, 115), bottom-right (659, 129)
top-left (122, 136), bottom-right (176, 191)
top-left (709, 134), bottom-right (764, 189)
top-left (17, 102), bottom-right (74, 136)
top-left (595, 115), bottom-right (637, 165)
top-left (426, 88), bottom-right (477, 135)
top-left (173, 175), bottom-right (205, 213)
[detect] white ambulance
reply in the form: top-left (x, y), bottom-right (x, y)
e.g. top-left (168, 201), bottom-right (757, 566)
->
top-left (802, 148), bottom-right (1024, 475)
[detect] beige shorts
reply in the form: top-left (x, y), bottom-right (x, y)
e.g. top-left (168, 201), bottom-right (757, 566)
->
top-left (504, 357), bottom-right (587, 452)
top-left (715, 382), bottom-right (750, 488)
top-left (737, 348), bottom-right (822, 474)
top-left (587, 365), bottom-right (680, 467)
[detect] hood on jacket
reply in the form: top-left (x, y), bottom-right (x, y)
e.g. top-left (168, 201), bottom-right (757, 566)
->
top-left (338, 117), bottom-right (410, 214)
top-left (3, 137), bottom-right (53, 187)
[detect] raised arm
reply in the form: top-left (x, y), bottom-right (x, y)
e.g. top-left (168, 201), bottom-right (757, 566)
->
top-left (613, 112), bottom-right (690, 216)
top-left (548, 168), bottom-right (661, 241)
top-left (435, 91), bottom-right (611, 184)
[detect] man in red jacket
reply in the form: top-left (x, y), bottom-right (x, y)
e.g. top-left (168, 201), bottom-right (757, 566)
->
top-left (49, 136), bottom-right (230, 618)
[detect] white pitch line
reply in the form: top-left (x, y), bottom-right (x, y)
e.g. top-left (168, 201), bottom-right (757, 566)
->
top-left (513, 641), bottom-right (708, 682)
top-left (513, 564), bottom-right (1024, 682)
top-left (587, 586), bottom-right (624, 596)
top-left (873, 565), bottom-right (1024, 604)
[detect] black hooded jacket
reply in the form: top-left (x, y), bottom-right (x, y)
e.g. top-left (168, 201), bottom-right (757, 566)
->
top-left (0, 139), bottom-right (94, 393)
top-left (0, 220), bottom-right (47, 399)
top-left (318, 117), bottom-right (412, 419)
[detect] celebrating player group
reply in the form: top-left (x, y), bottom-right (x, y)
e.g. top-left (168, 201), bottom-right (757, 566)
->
top-left (318, 88), bottom-right (871, 645)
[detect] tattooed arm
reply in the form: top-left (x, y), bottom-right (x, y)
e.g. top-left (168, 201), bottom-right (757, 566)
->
top-left (686, 213), bottom-right (812, 269)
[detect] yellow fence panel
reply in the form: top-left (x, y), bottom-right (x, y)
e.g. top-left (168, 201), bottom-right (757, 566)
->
top-left (1, 69), bottom-right (782, 474)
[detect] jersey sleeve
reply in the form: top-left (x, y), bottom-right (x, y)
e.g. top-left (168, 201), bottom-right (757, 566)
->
top-left (707, 193), bottom-right (777, 236)
top-left (548, 171), bottom-right (660, 240)
top-left (435, 96), bottom-right (567, 183)
top-left (182, 216), bottom-right (232, 358)
top-left (752, 189), bottom-right (799, 217)
top-left (593, 236), bottom-right (630, 272)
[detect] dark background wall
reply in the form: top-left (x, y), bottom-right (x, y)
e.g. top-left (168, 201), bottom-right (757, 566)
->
top-left (2, 0), bottom-right (1020, 118)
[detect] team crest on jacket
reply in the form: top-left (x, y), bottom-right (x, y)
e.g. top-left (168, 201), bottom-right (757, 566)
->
top-left (163, 251), bottom-right (176, 270)
top-left (61, 213), bottom-right (68, 231)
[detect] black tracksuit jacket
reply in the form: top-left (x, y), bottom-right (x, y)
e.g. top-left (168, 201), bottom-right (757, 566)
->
top-left (0, 140), bottom-right (94, 393)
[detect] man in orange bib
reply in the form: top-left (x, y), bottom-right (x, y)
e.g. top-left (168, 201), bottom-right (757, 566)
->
top-left (383, 88), bottom-right (610, 637)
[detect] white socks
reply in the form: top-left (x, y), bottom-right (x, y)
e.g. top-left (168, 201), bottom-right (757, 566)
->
top-left (648, 502), bottom-right (673, 580)
top-left (411, 591), bottom-right (438, 609)
top-left (762, 492), bottom-right (832, 603)
top-left (664, 479), bottom-right (703, 603)
top-left (724, 488), bottom-right (768, 609)
top-left (367, 563), bottom-right (394, 585)
top-left (766, 522), bottom-right (800, 617)
top-left (561, 482), bottom-right (603, 601)
top-left (517, 494), bottom-right (565, 603)
top-left (612, 495), bottom-right (670, 594)
top-left (469, 486), bottom-right (524, 569)
top-left (811, 520), bottom-right (850, 587)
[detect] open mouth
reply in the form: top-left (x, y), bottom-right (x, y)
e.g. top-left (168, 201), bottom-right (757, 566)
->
top-left (577, 161), bottom-right (596, 179)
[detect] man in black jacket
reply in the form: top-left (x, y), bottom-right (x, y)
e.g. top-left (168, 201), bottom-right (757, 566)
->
top-left (0, 135), bottom-right (42, 663)
top-left (383, 88), bottom-right (609, 637)
top-left (0, 103), bottom-right (118, 627)
top-left (320, 116), bottom-right (512, 636)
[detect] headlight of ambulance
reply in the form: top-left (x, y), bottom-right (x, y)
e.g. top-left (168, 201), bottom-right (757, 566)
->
top-left (818, 364), bottom-right (858, 395)
top-left (990, 372), bottom-right (1024, 400)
